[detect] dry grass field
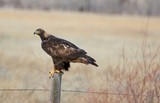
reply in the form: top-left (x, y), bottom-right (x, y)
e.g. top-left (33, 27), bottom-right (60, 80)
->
top-left (0, 9), bottom-right (160, 103)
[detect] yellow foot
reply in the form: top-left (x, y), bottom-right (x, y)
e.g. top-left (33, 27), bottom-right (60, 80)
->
top-left (49, 69), bottom-right (64, 78)
top-left (55, 70), bottom-right (64, 74)
top-left (49, 69), bottom-right (55, 79)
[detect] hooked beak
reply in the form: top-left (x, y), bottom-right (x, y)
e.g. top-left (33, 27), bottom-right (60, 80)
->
top-left (34, 31), bottom-right (39, 35)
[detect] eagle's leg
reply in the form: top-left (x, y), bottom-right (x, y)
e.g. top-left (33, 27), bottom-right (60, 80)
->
top-left (54, 62), bottom-right (64, 74)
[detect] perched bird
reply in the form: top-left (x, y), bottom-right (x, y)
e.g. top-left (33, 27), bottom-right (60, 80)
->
top-left (34, 28), bottom-right (98, 78)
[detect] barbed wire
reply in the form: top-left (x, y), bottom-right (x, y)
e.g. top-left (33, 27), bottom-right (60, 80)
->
top-left (62, 89), bottom-right (160, 97)
top-left (0, 88), bottom-right (159, 97)
top-left (62, 89), bottom-right (126, 95)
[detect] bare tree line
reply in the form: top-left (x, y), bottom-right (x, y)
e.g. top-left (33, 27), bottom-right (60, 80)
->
top-left (0, 0), bottom-right (160, 16)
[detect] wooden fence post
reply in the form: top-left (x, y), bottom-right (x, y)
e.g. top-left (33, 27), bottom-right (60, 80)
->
top-left (50, 73), bottom-right (63, 103)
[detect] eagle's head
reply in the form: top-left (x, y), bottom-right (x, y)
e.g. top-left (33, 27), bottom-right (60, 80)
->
top-left (34, 28), bottom-right (45, 35)
top-left (34, 28), bottom-right (48, 41)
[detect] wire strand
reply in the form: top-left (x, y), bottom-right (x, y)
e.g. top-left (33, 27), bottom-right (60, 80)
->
top-left (0, 88), bottom-right (159, 97)
top-left (62, 89), bottom-right (160, 97)
top-left (0, 89), bottom-right (49, 91)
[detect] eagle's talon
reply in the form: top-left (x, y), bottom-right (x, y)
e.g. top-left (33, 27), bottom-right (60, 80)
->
top-left (49, 69), bottom-right (64, 78)
top-left (49, 69), bottom-right (55, 78)
top-left (55, 70), bottom-right (64, 74)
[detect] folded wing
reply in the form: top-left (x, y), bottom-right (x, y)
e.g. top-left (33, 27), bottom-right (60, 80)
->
top-left (41, 36), bottom-right (87, 60)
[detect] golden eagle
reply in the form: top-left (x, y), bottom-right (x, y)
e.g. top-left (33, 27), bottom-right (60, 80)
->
top-left (34, 28), bottom-right (98, 78)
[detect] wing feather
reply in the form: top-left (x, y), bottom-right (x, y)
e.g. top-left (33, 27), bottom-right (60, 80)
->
top-left (41, 35), bottom-right (86, 59)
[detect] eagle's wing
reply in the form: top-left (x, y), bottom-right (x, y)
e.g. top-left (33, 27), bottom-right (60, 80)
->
top-left (41, 35), bottom-right (87, 59)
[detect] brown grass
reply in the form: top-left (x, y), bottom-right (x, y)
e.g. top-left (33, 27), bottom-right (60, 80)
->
top-left (82, 41), bottom-right (160, 103)
top-left (0, 9), bottom-right (160, 103)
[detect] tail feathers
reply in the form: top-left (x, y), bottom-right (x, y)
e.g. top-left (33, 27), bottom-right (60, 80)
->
top-left (84, 55), bottom-right (98, 67)
top-left (88, 61), bottom-right (98, 67)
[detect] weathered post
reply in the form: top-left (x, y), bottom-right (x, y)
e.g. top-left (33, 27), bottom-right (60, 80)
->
top-left (50, 73), bottom-right (63, 103)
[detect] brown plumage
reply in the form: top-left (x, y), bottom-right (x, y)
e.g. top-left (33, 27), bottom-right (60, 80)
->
top-left (34, 28), bottom-right (98, 77)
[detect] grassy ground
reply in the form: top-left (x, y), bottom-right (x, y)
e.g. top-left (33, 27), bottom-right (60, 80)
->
top-left (0, 9), bottom-right (160, 103)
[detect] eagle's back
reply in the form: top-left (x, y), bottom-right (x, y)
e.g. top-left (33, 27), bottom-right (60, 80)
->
top-left (41, 35), bottom-right (86, 60)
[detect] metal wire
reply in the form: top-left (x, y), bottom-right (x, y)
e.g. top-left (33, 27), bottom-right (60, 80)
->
top-left (0, 88), bottom-right (159, 97)
top-left (62, 89), bottom-right (121, 95)
top-left (0, 89), bottom-right (49, 91)
top-left (62, 89), bottom-right (160, 97)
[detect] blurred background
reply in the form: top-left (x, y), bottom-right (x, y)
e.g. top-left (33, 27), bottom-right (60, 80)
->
top-left (0, 0), bottom-right (160, 103)
top-left (1, 0), bottom-right (160, 15)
